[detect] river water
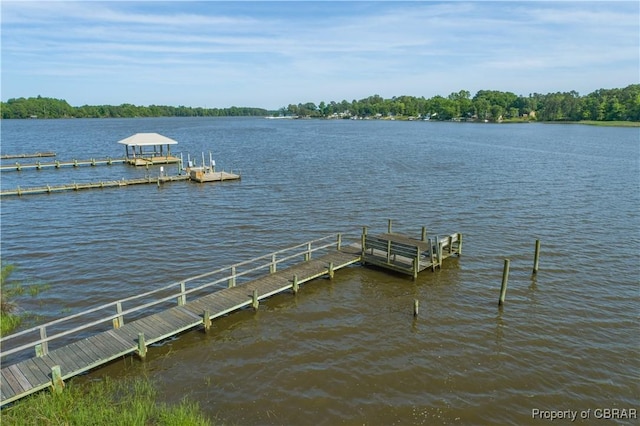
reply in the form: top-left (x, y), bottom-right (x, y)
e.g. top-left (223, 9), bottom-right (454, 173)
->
top-left (1, 118), bottom-right (638, 424)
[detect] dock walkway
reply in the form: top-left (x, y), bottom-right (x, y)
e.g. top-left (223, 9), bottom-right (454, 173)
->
top-left (0, 234), bottom-right (362, 406)
top-left (0, 171), bottom-right (240, 197)
top-left (0, 157), bottom-right (126, 171)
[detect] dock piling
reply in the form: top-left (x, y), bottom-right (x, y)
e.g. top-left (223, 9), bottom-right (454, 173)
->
top-left (252, 289), bottom-right (259, 310)
top-left (292, 275), bottom-right (299, 294)
top-left (498, 259), bottom-right (510, 306)
top-left (51, 366), bottom-right (64, 394)
top-left (137, 333), bottom-right (147, 359)
top-left (203, 310), bottom-right (211, 331)
top-left (533, 239), bottom-right (541, 274)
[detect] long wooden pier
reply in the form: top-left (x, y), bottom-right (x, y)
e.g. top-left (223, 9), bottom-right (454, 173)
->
top-left (0, 152), bottom-right (56, 160)
top-left (0, 157), bottom-right (126, 171)
top-left (0, 224), bottom-right (461, 406)
top-left (0, 234), bottom-right (362, 406)
top-left (0, 171), bottom-right (241, 197)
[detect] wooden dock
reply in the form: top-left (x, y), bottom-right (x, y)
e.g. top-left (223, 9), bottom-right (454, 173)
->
top-left (0, 234), bottom-right (362, 406)
top-left (0, 171), bottom-right (240, 197)
top-left (0, 152), bottom-right (56, 160)
top-left (361, 220), bottom-right (462, 278)
top-left (0, 224), bottom-right (461, 406)
top-left (0, 157), bottom-right (126, 171)
top-left (0, 175), bottom-right (190, 197)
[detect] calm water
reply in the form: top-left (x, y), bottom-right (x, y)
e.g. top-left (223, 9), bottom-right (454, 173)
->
top-left (1, 118), bottom-right (638, 424)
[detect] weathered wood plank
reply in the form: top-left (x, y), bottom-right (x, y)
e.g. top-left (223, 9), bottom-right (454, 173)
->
top-left (7, 365), bottom-right (33, 393)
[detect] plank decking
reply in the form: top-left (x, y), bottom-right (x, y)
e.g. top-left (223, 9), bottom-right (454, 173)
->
top-left (0, 244), bottom-right (362, 406)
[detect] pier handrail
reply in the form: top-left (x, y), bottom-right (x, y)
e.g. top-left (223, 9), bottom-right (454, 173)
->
top-left (0, 231), bottom-right (361, 363)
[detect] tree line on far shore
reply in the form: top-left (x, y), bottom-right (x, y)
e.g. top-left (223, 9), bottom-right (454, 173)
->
top-left (2, 84), bottom-right (638, 122)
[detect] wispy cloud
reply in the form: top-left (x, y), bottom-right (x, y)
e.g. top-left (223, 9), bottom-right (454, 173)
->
top-left (2, 1), bottom-right (638, 108)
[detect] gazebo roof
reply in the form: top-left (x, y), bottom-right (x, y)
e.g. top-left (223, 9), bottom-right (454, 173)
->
top-left (117, 133), bottom-right (178, 146)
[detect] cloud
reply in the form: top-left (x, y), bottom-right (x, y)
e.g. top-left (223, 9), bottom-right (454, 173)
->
top-left (2, 1), bottom-right (638, 108)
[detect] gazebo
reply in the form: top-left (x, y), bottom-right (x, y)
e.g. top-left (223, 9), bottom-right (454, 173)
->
top-left (117, 133), bottom-right (180, 166)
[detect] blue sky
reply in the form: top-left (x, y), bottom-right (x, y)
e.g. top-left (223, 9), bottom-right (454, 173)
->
top-left (2, 1), bottom-right (638, 109)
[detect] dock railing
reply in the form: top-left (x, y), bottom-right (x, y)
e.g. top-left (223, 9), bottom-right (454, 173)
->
top-left (0, 231), bottom-right (360, 366)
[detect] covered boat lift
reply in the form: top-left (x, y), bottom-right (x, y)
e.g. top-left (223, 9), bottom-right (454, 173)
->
top-left (117, 133), bottom-right (181, 166)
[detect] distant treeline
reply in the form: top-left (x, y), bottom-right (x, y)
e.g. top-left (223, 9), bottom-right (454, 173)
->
top-left (0, 99), bottom-right (269, 119)
top-left (2, 84), bottom-right (639, 122)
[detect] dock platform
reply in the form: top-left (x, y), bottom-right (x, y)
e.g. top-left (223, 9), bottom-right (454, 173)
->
top-left (361, 221), bottom-right (462, 278)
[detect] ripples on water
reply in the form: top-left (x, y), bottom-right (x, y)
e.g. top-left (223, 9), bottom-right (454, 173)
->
top-left (1, 118), bottom-right (638, 424)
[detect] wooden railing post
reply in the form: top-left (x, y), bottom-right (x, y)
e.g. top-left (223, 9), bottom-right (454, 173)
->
top-left (421, 226), bottom-right (427, 241)
top-left (228, 266), bottom-right (236, 288)
top-left (429, 238), bottom-right (436, 271)
top-left (386, 240), bottom-right (392, 263)
top-left (458, 233), bottom-right (463, 256)
top-left (270, 254), bottom-right (277, 273)
top-left (336, 233), bottom-right (342, 250)
top-left (361, 227), bottom-right (368, 257)
top-left (388, 219), bottom-right (393, 233)
top-left (304, 242), bottom-right (312, 261)
top-left (37, 326), bottom-right (48, 356)
top-left (114, 301), bottom-right (124, 329)
top-left (328, 262), bottom-right (335, 279)
top-left (177, 281), bottom-right (186, 306)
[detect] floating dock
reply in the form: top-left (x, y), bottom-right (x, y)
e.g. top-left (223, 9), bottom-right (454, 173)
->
top-left (0, 224), bottom-right (461, 406)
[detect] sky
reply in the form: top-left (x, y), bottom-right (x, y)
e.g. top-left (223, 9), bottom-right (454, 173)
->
top-left (1, 1), bottom-right (638, 110)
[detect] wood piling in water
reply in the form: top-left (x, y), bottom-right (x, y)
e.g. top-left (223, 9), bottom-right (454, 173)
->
top-left (498, 259), bottom-right (510, 305)
top-left (533, 239), bottom-right (541, 274)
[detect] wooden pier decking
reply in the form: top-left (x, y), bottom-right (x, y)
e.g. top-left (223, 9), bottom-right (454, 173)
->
top-left (0, 157), bottom-right (126, 171)
top-left (0, 158), bottom-right (126, 172)
top-left (0, 171), bottom-right (241, 197)
top-left (0, 225), bottom-right (461, 406)
top-left (0, 152), bottom-right (56, 160)
top-left (0, 234), bottom-right (362, 406)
